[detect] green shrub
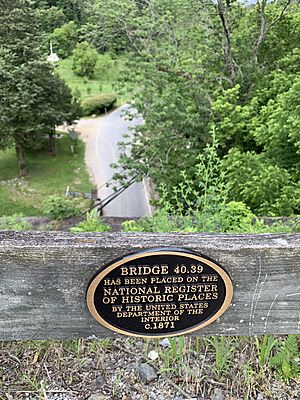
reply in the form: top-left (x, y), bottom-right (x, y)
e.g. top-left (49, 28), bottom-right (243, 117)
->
top-left (70, 210), bottom-right (111, 232)
top-left (270, 335), bottom-right (300, 380)
top-left (43, 195), bottom-right (81, 220)
top-left (122, 210), bottom-right (184, 233)
top-left (218, 201), bottom-right (264, 233)
top-left (0, 214), bottom-right (32, 231)
top-left (72, 42), bottom-right (99, 78)
top-left (122, 219), bottom-right (144, 232)
top-left (82, 94), bottom-right (117, 116)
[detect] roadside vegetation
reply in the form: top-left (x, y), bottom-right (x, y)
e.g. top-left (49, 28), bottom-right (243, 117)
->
top-left (122, 137), bottom-right (300, 234)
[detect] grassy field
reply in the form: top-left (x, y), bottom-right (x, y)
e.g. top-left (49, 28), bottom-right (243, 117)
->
top-left (57, 56), bottom-right (128, 103)
top-left (0, 136), bottom-right (92, 216)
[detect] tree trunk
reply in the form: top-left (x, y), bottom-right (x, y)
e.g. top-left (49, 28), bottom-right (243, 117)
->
top-left (49, 130), bottom-right (57, 156)
top-left (15, 140), bottom-right (26, 178)
top-left (217, 0), bottom-right (236, 84)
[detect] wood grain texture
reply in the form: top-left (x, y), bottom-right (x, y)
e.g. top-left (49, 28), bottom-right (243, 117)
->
top-left (0, 230), bottom-right (300, 340)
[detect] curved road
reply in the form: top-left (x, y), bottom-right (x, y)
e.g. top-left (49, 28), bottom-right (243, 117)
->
top-left (78, 104), bottom-right (151, 218)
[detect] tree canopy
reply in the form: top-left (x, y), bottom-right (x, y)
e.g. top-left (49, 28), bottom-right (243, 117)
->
top-left (0, 0), bottom-right (80, 177)
top-left (93, 0), bottom-right (300, 216)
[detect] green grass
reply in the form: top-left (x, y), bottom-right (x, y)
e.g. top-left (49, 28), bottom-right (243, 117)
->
top-left (0, 136), bottom-right (92, 216)
top-left (57, 56), bottom-right (128, 103)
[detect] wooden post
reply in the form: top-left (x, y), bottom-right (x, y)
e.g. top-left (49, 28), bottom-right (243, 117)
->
top-left (0, 231), bottom-right (299, 340)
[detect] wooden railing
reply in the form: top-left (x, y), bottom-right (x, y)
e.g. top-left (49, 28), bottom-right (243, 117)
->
top-left (0, 230), bottom-right (299, 340)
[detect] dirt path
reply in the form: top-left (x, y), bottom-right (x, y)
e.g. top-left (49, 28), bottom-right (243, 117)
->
top-left (74, 117), bottom-right (103, 189)
top-left (58, 117), bottom-right (101, 187)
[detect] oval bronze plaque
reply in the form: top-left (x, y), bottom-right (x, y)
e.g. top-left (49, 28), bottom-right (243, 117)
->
top-left (87, 248), bottom-right (233, 338)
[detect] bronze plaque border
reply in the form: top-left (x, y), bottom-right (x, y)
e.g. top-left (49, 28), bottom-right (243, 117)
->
top-left (86, 250), bottom-right (233, 338)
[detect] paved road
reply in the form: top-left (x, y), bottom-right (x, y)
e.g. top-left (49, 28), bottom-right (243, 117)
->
top-left (78, 105), bottom-right (151, 218)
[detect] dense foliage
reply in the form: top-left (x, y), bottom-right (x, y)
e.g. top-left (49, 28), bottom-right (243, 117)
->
top-left (43, 195), bottom-right (81, 220)
top-left (90, 0), bottom-right (300, 216)
top-left (50, 21), bottom-right (78, 58)
top-left (34, 0), bottom-right (92, 24)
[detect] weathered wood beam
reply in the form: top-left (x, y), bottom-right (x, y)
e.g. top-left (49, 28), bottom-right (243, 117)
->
top-left (0, 231), bottom-right (300, 340)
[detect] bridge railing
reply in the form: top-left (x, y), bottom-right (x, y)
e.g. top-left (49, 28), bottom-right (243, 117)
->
top-left (0, 231), bottom-right (299, 340)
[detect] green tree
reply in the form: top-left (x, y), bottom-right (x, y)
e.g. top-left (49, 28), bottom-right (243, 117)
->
top-left (40, 74), bottom-right (82, 154)
top-left (253, 76), bottom-right (300, 170)
top-left (0, 0), bottom-right (80, 177)
top-left (34, 0), bottom-right (91, 24)
top-left (95, 54), bottom-right (113, 81)
top-left (56, 0), bottom-right (89, 24)
top-left (222, 149), bottom-right (300, 215)
top-left (72, 42), bottom-right (99, 78)
top-left (79, 0), bottom-right (139, 52)
top-left (39, 6), bottom-right (66, 33)
top-left (103, 0), bottom-right (299, 215)
top-left (50, 20), bottom-right (78, 58)
top-left (110, 0), bottom-right (224, 194)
